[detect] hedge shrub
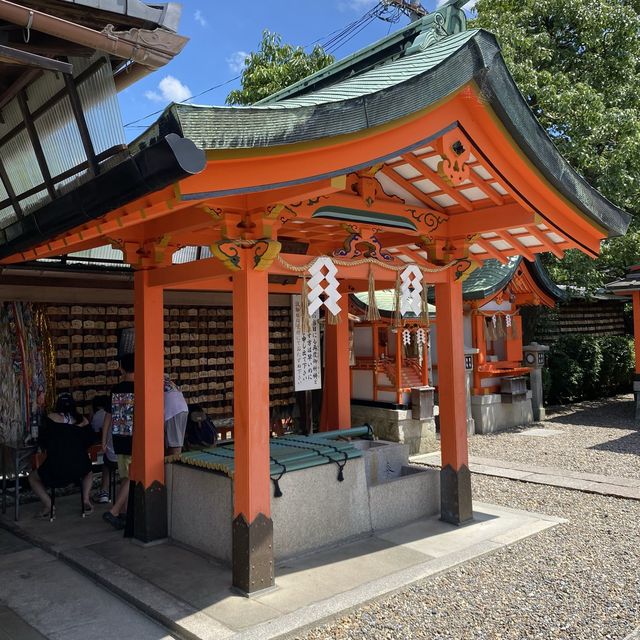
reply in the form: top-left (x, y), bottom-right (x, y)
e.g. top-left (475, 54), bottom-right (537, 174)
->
top-left (545, 335), bottom-right (634, 405)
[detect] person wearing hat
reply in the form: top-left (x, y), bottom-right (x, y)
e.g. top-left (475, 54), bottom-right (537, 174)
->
top-left (29, 393), bottom-right (94, 518)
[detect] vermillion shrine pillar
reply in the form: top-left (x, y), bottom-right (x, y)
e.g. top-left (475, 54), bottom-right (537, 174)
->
top-left (320, 307), bottom-right (351, 431)
top-left (130, 269), bottom-right (167, 542)
top-left (232, 252), bottom-right (274, 593)
top-left (435, 270), bottom-right (473, 525)
top-left (632, 291), bottom-right (640, 420)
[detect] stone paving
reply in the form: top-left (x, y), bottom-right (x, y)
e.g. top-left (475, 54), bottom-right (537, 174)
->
top-left (0, 491), bottom-right (562, 640)
top-left (0, 527), bottom-right (174, 640)
top-left (412, 451), bottom-right (640, 500)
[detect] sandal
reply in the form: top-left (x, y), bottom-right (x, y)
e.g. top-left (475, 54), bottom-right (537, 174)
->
top-left (82, 503), bottom-right (94, 516)
top-left (35, 506), bottom-right (55, 520)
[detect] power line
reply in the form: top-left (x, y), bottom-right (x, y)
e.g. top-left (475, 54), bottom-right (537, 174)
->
top-left (124, 4), bottom-right (390, 129)
top-left (124, 75), bottom-right (241, 128)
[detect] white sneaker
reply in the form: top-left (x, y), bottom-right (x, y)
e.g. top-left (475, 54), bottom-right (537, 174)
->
top-left (95, 491), bottom-right (110, 504)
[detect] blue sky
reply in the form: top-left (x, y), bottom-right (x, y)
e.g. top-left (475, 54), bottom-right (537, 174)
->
top-left (120, 0), bottom-right (474, 139)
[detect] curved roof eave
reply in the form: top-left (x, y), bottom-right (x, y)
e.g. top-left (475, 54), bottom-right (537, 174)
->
top-left (529, 257), bottom-right (567, 302)
top-left (138, 29), bottom-right (630, 239)
top-left (462, 257), bottom-right (521, 301)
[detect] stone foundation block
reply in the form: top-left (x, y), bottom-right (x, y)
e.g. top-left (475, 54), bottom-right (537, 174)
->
top-left (351, 404), bottom-right (437, 454)
top-left (471, 393), bottom-right (533, 434)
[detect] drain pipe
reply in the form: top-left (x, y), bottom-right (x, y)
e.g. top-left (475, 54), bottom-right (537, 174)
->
top-left (0, 0), bottom-right (188, 71)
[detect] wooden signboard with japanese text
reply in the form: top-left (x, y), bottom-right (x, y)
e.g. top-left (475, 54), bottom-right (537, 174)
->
top-left (291, 295), bottom-right (321, 392)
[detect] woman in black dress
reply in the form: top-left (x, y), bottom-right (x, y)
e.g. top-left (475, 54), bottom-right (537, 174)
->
top-left (29, 393), bottom-right (94, 518)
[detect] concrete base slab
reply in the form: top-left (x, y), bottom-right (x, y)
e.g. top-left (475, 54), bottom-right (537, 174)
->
top-left (0, 492), bottom-right (563, 640)
top-left (351, 404), bottom-right (437, 454)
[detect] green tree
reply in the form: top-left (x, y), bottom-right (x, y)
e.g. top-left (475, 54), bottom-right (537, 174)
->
top-left (472, 0), bottom-right (640, 293)
top-left (226, 31), bottom-right (334, 106)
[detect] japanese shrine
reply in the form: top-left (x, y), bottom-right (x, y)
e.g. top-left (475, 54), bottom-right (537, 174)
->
top-left (0, 0), bottom-right (630, 595)
top-left (350, 256), bottom-right (564, 439)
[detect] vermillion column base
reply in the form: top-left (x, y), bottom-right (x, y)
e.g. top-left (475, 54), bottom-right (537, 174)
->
top-left (440, 464), bottom-right (473, 525)
top-left (125, 480), bottom-right (168, 542)
top-left (232, 513), bottom-right (274, 595)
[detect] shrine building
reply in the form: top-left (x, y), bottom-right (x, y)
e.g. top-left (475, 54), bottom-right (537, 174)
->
top-left (0, 0), bottom-right (630, 594)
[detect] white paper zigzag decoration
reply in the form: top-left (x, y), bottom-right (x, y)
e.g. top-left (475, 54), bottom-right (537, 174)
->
top-left (308, 257), bottom-right (342, 316)
top-left (400, 265), bottom-right (423, 316)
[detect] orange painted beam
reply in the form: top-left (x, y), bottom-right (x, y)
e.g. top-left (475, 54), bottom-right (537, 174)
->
top-left (471, 237), bottom-right (509, 264)
top-left (435, 270), bottom-right (469, 472)
top-left (320, 309), bottom-right (352, 430)
top-left (7, 188), bottom-right (200, 262)
top-left (268, 254), bottom-right (452, 284)
top-left (466, 168), bottom-right (503, 206)
top-left (495, 230), bottom-right (536, 262)
top-left (460, 88), bottom-right (604, 255)
top-left (233, 254), bottom-right (271, 521)
top-left (288, 191), bottom-right (440, 223)
top-left (378, 165), bottom-right (447, 213)
top-left (247, 176), bottom-right (346, 211)
top-left (401, 153), bottom-right (473, 212)
top-left (147, 255), bottom-right (232, 289)
top-left (130, 269), bottom-right (165, 488)
top-left (447, 203), bottom-right (534, 238)
top-left (525, 225), bottom-right (565, 259)
top-left (633, 291), bottom-right (640, 375)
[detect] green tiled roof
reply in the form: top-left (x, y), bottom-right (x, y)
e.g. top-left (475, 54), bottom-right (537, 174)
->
top-left (463, 257), bottom-right (520, 300)
top-left (260, 30), bottom-right (479, 109)
top-left (352, 257), bottom-right (563, 313)
top-left (129, 10), bottom-right (629, 239)
top-left (354, 290), bottom-right (436, 315)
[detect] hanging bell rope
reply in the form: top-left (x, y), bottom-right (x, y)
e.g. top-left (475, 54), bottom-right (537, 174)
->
top-left (421, 284), bottom-right (430, 327)
top-left (486, 316), bottom-right (496, 341)
top-left (393, 271), bottom-right (402, 329)
top-left (496, 315), bottom-right (507, 338)
top-left (300, 276), bottom-right (311, 334)
top-left (365, 265), bottom-right (380, 322)
top-left (507, 314), bottom-right (520, 340)
top-left (327, 307), bottom-right (341, 324)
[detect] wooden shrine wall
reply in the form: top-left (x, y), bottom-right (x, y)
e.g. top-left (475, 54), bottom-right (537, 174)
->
top-left (47, 304), bottom-right (295, 419)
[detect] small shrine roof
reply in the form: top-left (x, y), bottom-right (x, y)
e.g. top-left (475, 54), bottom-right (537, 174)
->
top-left (353, 256), bottom-right (563, 314)
top-left (604, 266), bottom-right (640, 295)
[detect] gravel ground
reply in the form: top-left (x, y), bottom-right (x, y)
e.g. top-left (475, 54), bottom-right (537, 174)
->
top-left (468, 395), bottom-right (640, 479)
top-left (299, 475), bottom-right (640, 640)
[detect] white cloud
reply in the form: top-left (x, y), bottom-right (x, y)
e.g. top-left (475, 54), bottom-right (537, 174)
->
top-left (194, 9), bottom-right (207, 27)
top-left (437, 0), bottom-right (477, 9)
top-left (227, 50), bottom-right (249, 73)
top-left (338, 0), bottom-right (377, 11)
top-left (144, 75), bottom-right (192, 104)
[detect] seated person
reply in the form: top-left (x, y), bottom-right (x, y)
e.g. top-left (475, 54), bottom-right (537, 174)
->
top-left (164, 376), bottom-right (188, 455)
top-left (29, 393), bottom-right (94, 518)
top-left (90, 395), bottom-right (117, 504)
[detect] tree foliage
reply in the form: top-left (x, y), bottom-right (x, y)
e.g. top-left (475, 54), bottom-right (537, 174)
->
top-left (472, 0), bottom-right (640, 292)
top-left (226, 31), bottom-right (334, 106)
